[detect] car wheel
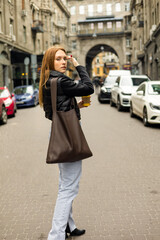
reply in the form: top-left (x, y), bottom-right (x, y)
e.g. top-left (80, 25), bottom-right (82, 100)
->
top-left (117, 97), bottom-right (122, 111)
top-left (0, 106), bottom-right (7, 124)
top-left (143, 107), bottom-right (149, 127)
top-left (130, 102), bottom-right (135, 118)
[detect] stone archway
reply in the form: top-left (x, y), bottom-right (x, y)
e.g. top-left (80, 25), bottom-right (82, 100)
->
top-left (77, 37), bottom-right (126, 76)
top-left (85, 44), bottom-right (119, 77)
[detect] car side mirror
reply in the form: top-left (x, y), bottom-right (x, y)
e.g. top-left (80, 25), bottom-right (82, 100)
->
top-left (114, 82), bottom-right (118, 87)
top-left (137, 90), bottom-right (143, 95)
top-left (11, 93), bottom-right (15, 98)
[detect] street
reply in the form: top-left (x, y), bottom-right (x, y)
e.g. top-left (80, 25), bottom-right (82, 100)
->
top-left (0, 93), bottom-right (160, 240)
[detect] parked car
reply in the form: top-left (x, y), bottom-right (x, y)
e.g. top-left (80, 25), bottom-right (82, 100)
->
top-left (0, 98), bottom-right (7, 124)
top-left (98, 75), bottom-right (118, 103)
top-left (13, 85), bottom-right (39, 107)
top-left (130, 81), bottom-right (160, 126)
top-left (0, 86), bottom-right (16, 117)
top-left (98, 70), bottom-right (131, 103)
top-left (110, 75), bottom-right (150, 111)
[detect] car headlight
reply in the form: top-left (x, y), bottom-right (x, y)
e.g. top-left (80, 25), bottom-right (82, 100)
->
top-left (101, 87), bottom-right (111, 93)
top-left (149, 103), bottom-right (160, 110)
top-left (26, 95), bottom-right (32, 100)
top-left (4, 98), bottom-right (12, 107)
top-left (101, 87), bottom-right (107, 93)
top-left (121, 92), bottom-right (131, 96)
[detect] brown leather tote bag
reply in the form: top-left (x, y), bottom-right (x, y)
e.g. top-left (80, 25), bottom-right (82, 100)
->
top-left (46, 77), bottom-right (93, 164)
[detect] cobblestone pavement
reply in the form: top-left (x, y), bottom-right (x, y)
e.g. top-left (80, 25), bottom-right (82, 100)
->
top-left (0, 93), bottom-right (160, 240)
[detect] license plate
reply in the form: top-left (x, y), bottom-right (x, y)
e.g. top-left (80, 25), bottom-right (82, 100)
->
top-left (16, 101), bottom-right (24, 104)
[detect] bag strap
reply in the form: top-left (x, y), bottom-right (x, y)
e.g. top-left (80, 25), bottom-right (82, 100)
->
top-left (50, 77), bottom-right (76, 114)
top-left (50, 77), bottom-right (58, 113)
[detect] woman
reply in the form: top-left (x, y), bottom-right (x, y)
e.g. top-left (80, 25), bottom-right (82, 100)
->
top-left (39, 46), bottom-right (94, 240)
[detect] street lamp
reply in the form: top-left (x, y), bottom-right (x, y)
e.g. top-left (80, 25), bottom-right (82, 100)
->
top-left (100, 46), bottom-right (104, 52)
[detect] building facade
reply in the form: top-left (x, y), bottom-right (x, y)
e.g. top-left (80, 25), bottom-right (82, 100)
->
top-left (0, 0), bottom-right (70, 90)
top-left (131, 0), bottom-right (160, 80)
top-left (68, 0), bottom-right (131, 77)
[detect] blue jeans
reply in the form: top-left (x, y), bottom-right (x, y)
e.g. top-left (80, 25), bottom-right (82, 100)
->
top-left (48, 160), bottom-right (82, 240)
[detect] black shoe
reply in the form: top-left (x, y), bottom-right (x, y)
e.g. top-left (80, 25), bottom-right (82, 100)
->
top-left (70, 228), bottom-right (86, 236)
top-left (65, 232), bottom-right (69, 239)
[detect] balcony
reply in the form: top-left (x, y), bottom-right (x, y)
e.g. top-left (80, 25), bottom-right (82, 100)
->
top-left (137, 50), bottom-right (145, 60)
top-left (31, 20), bottom-right (44, 33)
top-left (77, 17), bottom-right (124, 37)
top-left (77, 27), bottom-right (124, 37)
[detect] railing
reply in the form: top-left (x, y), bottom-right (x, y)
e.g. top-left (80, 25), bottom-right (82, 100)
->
top-left (77, 27), bottom-right (124, 36)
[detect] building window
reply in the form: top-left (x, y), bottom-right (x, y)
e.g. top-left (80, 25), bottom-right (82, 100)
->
top-left (9, 19), bottom-right (14, 36)
top-left (70, 6), bottom-right (76, 15)
top-left (116, 21), bottom-right (121, 28)
top-left (97, 67), bottom-right (100, 74)
top-left (96, 57), bottom-right (99, 63)
top-left (38, 39), bottom-right (41, 52)
top-left (126, 38), bottom-right (131, 47)
top-left (90, 23), bottom-right (94, 29)
top-left (23, 26), bottom-right (26, 43)
top-left (71, 24), bottom-right (76, 33)
top-left (125, 2), bottom-right (130, 11)
top-left (45, 16), bottom-right (47, 30)
top-left (139, 37), bottom-right (142, 51)
top-left (0, 12), bottom-right (2, 33)
top-left (115, 3), bottom-right (121, 12)
top-left (22, 0), bottom-right (25, 10)
top-left (37, 12), bottom-right (39, 20)
top-left (98, 22), bottom-right (103, 29)
top-left (72, 40), bottom-right (77, 50)
top-left (46, 41), bottom-right (48, 50)
top-left (157, 3), bottom-right (159, 23)
top-left (107, 22), bottom-right (112, 29)
top-left (88, 5), bottom-right (93, 16)
top-left (97, 4), bottom-right (102, 13)
top-left (79, 6), bottom-right (84, 15)
top-left (106, 4), bottom-right (112, 15)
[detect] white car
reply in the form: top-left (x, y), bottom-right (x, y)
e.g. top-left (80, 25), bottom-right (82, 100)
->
top-left (110, 75), bottom-right (150, 111)
top-left (130, 81), bottom-right (160, 126)
top-left (98, 70), bottom-right (131, 103)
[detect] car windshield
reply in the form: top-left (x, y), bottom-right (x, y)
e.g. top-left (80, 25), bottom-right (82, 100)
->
top-left (148, 84), bottom-right (160, 95)
top-left (104, 76), bottom-right (117, 85)
top-left (131, 78), bottom-right (148, 86)
top-left (0, 89), bottom-right (10, 98)
top-left (14, 86), bottom-right (33, 95)
top-left (121, 77), bottom-right (132, 86)
top-left (120, 77), bottom-right (148, 86)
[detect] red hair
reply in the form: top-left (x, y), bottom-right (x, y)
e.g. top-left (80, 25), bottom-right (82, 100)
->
top-left (39, 46), bottom-right (66, 107)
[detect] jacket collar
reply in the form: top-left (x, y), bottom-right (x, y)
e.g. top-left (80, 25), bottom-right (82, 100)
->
top-left (50, 70), bottom-right (64, 78)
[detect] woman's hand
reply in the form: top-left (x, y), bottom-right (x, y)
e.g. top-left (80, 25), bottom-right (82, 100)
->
top-left (78, 100), bottom-right (90, 108)
top-left (67, 55), bottom-right (79, 67)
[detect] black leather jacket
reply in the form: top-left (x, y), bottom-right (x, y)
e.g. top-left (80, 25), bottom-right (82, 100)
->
top-left (43, 65), bottom-right (94, 120)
